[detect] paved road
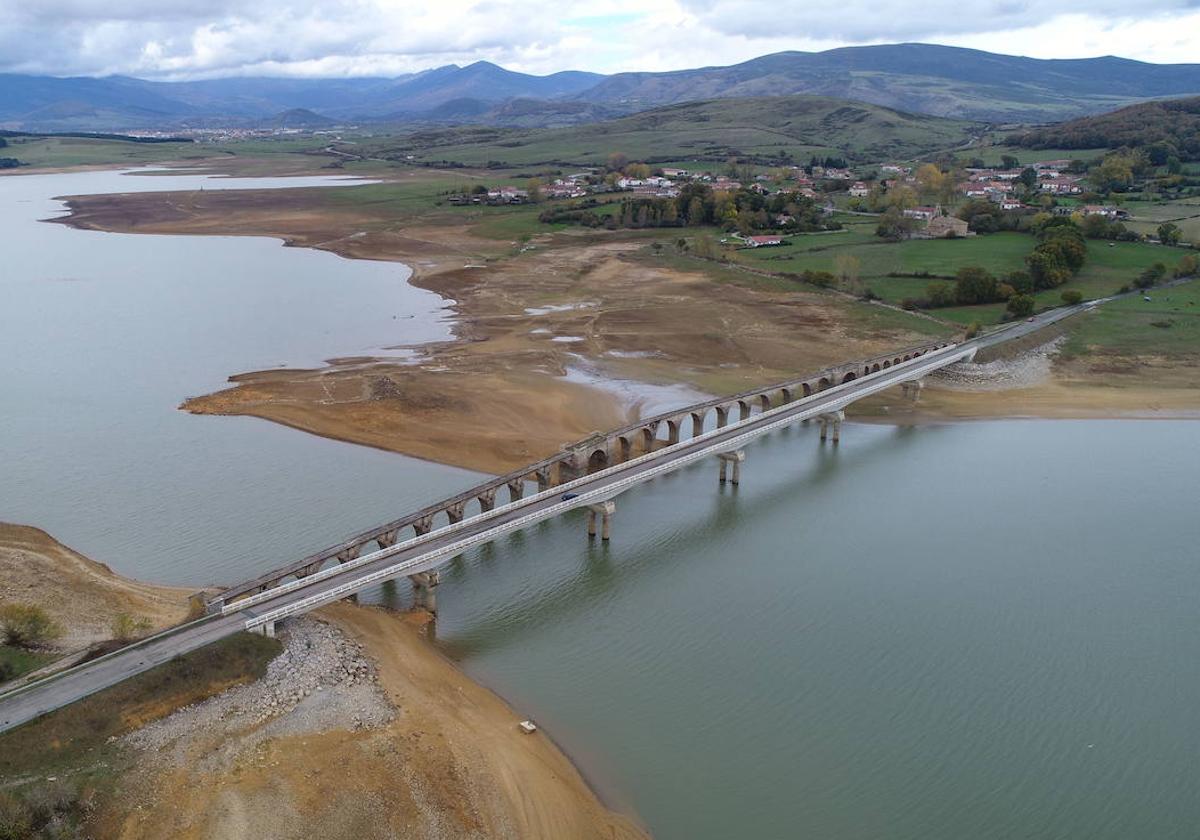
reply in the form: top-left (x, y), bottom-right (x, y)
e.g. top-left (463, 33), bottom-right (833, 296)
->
top-left (0, 306), bottom-right (1085, 732)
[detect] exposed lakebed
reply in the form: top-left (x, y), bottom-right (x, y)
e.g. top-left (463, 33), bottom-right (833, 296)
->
top-left (3, 168), bottom-right (1198, 840)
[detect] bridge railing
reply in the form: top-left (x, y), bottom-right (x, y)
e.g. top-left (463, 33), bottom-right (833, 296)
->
top-left (212, 336), bottom-right (955, 607)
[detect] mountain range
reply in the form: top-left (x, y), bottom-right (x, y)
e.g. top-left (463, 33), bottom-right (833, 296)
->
top-left (3, 43), bottom-right (1200, 132)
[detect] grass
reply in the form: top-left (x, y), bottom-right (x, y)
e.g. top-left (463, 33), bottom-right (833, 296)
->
top-left (730, 229), bottom-right (1188, 324)
top-left (1062, 278), bottom-right (1200, 358)
top-left (632, 248), bottom-right (954, 340)
top-left (1, 135), bottom-right (207, 169)
top-left (0, 646), bottom-right (56, 684)
top-left (962, 146), bottom-right (1110, 166)
top-left (0, 632), bottom-right (280, 783)
top-left (364, 96), bottom-right (979, 168)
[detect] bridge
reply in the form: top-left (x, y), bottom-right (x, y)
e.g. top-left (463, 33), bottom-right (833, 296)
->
top-left (0, 305), bottom-right (1086, 733)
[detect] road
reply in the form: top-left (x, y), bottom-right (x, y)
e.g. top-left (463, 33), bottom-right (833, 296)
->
top-left (0, 306), bottom-right (1086, 732)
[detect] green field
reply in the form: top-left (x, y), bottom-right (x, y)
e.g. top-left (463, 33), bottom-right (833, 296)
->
top-left (1, 135), bottom-right (208, 169)
top-left (962, 144), bottom-right (1111, 166)
top-left (733, 230), bottom-right (1188, 324)
top-left (1062, 278), bottom-right (1200, 358)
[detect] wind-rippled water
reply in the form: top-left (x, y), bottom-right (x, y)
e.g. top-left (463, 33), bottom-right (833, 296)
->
top-left (3, 169), bottom-right (1199, 839)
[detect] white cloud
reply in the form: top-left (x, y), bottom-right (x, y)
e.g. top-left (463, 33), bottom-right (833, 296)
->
top-left (0, 0), bottom-right (1198, 78)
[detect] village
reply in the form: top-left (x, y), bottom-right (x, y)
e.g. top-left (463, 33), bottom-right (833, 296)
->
top-left (444, 154), bottom-right (1134, 247)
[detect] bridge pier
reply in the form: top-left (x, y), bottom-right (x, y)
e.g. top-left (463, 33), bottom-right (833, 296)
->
top-left (507, 478), bottom-right (525, 502)
top-left (478, 488), bottom-right (497, 513)
top-left (446, 501), bottom-right (466, 525)
top-left (818, 411), bottom-right (845, 444)
top-left (587, 501), bottom-right (616, 541)
top-left (410, 571), bottom-right (440, 613)
top-left (901, 379), bottom-right (925, 402)
top-left (717, 450), bottom-right (745, 485)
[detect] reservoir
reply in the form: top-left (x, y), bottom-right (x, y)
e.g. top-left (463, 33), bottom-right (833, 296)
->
top-left (3, 170), bottom-right (1199, 839)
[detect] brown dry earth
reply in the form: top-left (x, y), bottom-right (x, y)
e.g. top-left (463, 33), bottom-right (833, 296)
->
top-left (107, 604), bottom-right (648, 840)
top-left (0, 522), bottom-right (193, 652)
top-left (60, 185), bottom-right (938, 473)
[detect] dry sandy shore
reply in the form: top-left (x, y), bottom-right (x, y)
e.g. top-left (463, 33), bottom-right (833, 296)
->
top-left (0, 522), bottom-right (193, 653)
top-left (58, 185), bottom-right (942, 474)
top-left (106, 605), bottom-right (648, 840)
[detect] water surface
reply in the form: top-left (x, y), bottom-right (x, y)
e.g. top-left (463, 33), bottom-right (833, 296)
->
top-left (0, 168), bottom-right (480, 585)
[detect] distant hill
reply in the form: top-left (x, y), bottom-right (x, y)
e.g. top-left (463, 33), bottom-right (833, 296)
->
top-left (574, 44), bottom-right (1200, 122)
top-left (390, 95), bottom-right (981, 167)
top-left (0, 63), bottom-right (603, 131)
top-left (2, 44), bottom-right (1200, 131)
top-left (1008, 96), bottom-right (1200, 160)
top-left (258, 108), bottom-right (337, 129)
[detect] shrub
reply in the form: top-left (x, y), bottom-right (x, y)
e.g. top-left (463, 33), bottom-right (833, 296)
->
top-left (0, 604), bottom-right (62, 648)
top-left (111, 613), bottom-right (152, 643)
top-left (964, 322), bottom-right (981, 339)
top-left (1061, 290), bottom-right (1084, 305)
top-left (1006, 294), bottom-right (1036, 318)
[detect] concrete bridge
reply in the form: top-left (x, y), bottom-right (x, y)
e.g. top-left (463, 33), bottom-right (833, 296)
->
top-left (213, 338), bottom-right (958, 608)
top-left (0, 304), bottom-right (1089, 733)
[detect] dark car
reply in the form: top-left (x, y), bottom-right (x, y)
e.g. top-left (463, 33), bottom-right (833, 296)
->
top-left (561, 493), bottom-right (579, 501)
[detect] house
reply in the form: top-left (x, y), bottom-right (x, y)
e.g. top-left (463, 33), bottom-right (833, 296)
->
top-left (661, 168), bottom-right (689, 178)
top-left (999, 199), bottom-right (1024, 211)
top-left (903, 206), bottom-right (938, 222)
top-left (1081, 205), bottom-right (1130, 220)
top-left (741, 234), bottom-right (786, 247)
top-left (1040, 178), bottom-right (1082, 195)
top-left (848, 181), bottom-right (870, 197)
top-left (486, 187), bottom-right (528, 204)
top-left (924, 215), bottom-right (971, 238)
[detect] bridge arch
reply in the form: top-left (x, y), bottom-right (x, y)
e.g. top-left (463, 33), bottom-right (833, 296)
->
top-left (842, 371), bottom-right (857, 384)
top-left (758, 393), bottom-right (772, 411)
top-left (587, 448), bottom-right (610, 473)
top-left (802, 382), bottom-right (813, 397)
top-left (818, 377), bottom-right (832, 391)
top-left (872, 363), bottom-right (881, 373)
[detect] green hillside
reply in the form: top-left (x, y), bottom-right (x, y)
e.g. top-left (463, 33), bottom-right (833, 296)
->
top-left (379, 96), bottom-right (982, 168)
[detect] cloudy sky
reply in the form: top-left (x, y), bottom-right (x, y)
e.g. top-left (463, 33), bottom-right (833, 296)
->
top-left (2, 0), bottom-right (1198, 79)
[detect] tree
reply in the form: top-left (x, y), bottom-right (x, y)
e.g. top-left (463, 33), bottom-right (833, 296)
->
top-left (876, 208), bottom-right (916, 241)
top-left (954, 266), bottom-right (999, 305)
top-left (1017, 167), bottom-right (1038, 190)
top-left (925, 282), bottom-right (956, 308)
top-left (834, 254), bottom-right (861, 290)
top-left (1091, 154), bottom-right (1134, 193)
top-left (1157, 222), bottom-right (1182, 246)
top-left (1135, 262), bottom-right (1167, 288)
top-left (0, 604), bottom-right (62, 648)
top-left (0, 137), bottom-right (6, 149)
top-left (1061, 289), bottom-right (1084, 305)
top-left (1001, 154), bottom-right (1020, 169)
top-left (1006, 294), bottom-right (1035, 318)
top-left (111, 612), bottom-right (152, 642)
top-left (526, 179), bottom-right (543, 204)
top-left (914, 163), bottom-right (946, 200)
top-left (1175, 254), bottom-right (1199, 278)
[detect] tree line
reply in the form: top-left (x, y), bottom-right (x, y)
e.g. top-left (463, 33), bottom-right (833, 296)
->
top-left (539, 183), bottom-right (840, 234)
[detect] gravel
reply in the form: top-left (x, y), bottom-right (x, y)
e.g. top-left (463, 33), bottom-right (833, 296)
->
top-left (933, 336), bottom-right (1065, 391)
top-left (124, 616), bottom-right (395, 772)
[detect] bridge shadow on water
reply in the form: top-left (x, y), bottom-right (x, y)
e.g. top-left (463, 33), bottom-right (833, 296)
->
top-left (429, 422), bottom-right (928, 660)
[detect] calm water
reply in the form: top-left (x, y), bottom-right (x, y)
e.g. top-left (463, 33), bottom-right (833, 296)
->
top-left (0, 168), bottom-right (480, 585)
top-left (4, 170), bottom-right (1199, 839)
top-left (428, 420), bottom-right (1199, 839)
